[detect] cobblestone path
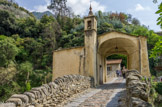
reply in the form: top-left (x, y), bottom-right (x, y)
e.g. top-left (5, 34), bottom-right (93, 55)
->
top-left (64, 77), bottom-right (126, 107)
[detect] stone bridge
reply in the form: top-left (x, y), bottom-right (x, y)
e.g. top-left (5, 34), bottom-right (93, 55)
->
top-left (1, 70), bottom-right (153, 107)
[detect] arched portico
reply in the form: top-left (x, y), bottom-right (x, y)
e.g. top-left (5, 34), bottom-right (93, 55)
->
top-left (83, 10), bottom-right (150, 85)
top-left (96, 32), bottom-right (147, 84)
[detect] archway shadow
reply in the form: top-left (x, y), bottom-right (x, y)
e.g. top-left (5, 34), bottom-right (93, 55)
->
top-left (96, 82), bottom-right (126, 90)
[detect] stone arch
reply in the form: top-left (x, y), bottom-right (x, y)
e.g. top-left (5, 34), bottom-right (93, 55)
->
top-left (98, 32), bottom-right (138, 50)
top-left (95, 31), bottom-right (150, 84)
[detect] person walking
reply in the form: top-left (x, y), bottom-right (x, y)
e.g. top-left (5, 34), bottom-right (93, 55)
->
top-left (116, 70), bottom-right (119, 77)
top-left (122, 66), bottom-right (126, 78)
top-left (119, 70), bottom-right (122, 77)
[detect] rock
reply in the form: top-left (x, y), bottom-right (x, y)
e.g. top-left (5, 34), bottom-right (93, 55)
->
top-left (126, 75), bottom-right (142, 86)
top-left (0, 103), bottom-right (16, 107)
top-left (24, 92), bottom-right (36, 103)
top-left (35, 103), bottom-right (43, 107)
top-left (130, 97), bottom-right (152, 107)
top-left (6, 98), bottom-right (23, 106)
top-left (130, 86), bottom-right (149, 101)
top-left (28, 105), bottom-right (35, 107)
top-left (125, 70), bottom-right (140, 77)
top-left (31, 87), bottom-right (46, 100)
top-left (10, 94), bottom-right (29, 104)
top-left (128, 80), bottom-right (147, 89)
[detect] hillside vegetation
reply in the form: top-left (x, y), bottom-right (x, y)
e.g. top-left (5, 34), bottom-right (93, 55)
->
top-left (32, 11), bottom-right (54, 19)
top-left (0, 0), bottom-right (33, 18)
top-left (0, 0), bottom-right (161, 101)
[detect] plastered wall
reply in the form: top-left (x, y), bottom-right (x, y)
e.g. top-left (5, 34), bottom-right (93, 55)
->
top-left (52, 47), bottom-right (84, 81)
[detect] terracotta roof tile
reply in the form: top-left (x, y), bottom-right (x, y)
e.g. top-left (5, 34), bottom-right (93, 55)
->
top-left (106, 59), bottom-right (122, 65)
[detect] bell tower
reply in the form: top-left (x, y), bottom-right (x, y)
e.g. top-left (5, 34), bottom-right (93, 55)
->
top-left (84, 4), bottom-right (97, 31)
top-left (84, 4), bottom-right (97, 85)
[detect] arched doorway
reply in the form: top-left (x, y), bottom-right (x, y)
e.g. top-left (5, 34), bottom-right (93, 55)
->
top-left (106, 54), bottom-right (127, 80)
top-left (96, 31), bottom-right (150, 84)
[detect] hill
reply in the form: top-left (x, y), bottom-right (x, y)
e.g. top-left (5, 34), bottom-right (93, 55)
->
top-left (32, 11), bottom-right (54, 19)
top-left (0, 0), bottom-right (33, 18)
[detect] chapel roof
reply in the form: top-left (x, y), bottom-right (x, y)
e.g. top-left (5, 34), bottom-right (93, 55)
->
top-left (106, 59), bottom-right (122, 65)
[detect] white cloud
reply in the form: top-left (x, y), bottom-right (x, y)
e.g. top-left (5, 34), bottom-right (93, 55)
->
top-left (127, 3), bottom-right (160, 31)
top-left (135, 4), bottom-right (151, 11)
top-left (128, 4), bottom-right (151, 13)
top-left (135, 4), bottom-right (144, 11)
top-left (32, 0), bottom-right (105, 15)
top-left (23, 6), bottom-right (35, 12)
top-left (67, 0), bottom-right (106, 16)
top-left (34, 0), bottom-right (50, 12)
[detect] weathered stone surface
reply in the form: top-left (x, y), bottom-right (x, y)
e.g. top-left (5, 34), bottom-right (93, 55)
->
top-left (31, 87), bottom-right (46, 100)
top-left (0, 103), bottom-right (16, 107)
top-left (130, 97), bottom-right (152, 107)
top-left (126, 70), bottom-right (140, 77)
top-left (24, 92), bottom-right (36, 103)
top-left (127, 80), bottom-right (149, 101)
top-left (156, 94), bottom-right (162, 103)
top-left (6, 97), bottom-right (23, 106)
top-left (35, 103), bottom-right (43, 107)
top-left (126, 70), bottom-right (152, 107)
top-left (4, 75), bottom-right (91, 107)
top-left (10, 94), bottom-right (29, 104)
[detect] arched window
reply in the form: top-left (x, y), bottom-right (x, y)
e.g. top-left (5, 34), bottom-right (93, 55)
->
top-left (87, 21), bottom-right (91, 29)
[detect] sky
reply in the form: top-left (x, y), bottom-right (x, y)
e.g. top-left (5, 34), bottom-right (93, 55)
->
top-left (14, 0), bottom-right (161, 32)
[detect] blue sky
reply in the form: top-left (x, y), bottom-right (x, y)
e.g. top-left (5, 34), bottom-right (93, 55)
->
top-left (15, 0), bottom-right (161, 31)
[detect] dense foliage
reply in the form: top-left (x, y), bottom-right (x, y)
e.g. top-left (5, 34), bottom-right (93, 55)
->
top-left (0, 36), bottom-right (19, 67)
top-left (155, 82), bottom-right (162, 95)
top-left (0, 0), bottom-right (161, 101)
top-left (150, 3), bottom-right (162, 59)
top-left (150, 36), bottom-right (162, 58)
top-left (156, 3), bottom-right (162, 29)
top-left (0, 0), bottom-right (33, 18)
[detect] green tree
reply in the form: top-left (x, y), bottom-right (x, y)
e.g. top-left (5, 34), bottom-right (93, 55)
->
top-left (48, 0), bottom-right (71, 17)
top-left (40, 15), bottom-right (55, 24)
top-left (0, 10), bottom-right (17, 36)
top-left (0, 36), bottom-right (19, 67)
top-left (17, 17), bottom-right (40, 38)
top-left (150, 36), bottom-right (162, 58)
top-left (16, 38), bottom-right (44, 68)
top-left (131, 18), bottom-right (140, 25)
top-left (19, 61), bottom-right (33, 84)
top-left (131, 26), bottom-right (149, 36)
top-left (156, 3), bottom-right (162, 28)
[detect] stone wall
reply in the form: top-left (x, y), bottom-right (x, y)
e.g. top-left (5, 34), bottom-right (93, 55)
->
top-left (1, 75), bottom-right (91, 107)
top-left (125, 70), bottom-right (152, 107)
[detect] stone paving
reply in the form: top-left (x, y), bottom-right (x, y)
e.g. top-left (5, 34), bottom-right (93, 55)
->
top-left (64, 77), bottom-right (126, 107)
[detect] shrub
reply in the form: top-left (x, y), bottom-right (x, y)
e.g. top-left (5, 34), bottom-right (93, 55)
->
top-left (155, 82), bottom-right (162, 95)
top-left (26, 82), bottom-right (31, 91)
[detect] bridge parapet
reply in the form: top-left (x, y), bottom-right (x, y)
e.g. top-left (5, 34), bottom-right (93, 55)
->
top-left (125, 70), bottom-right (152, 107)
top-left (1, 75), bottom-right (91, 107)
